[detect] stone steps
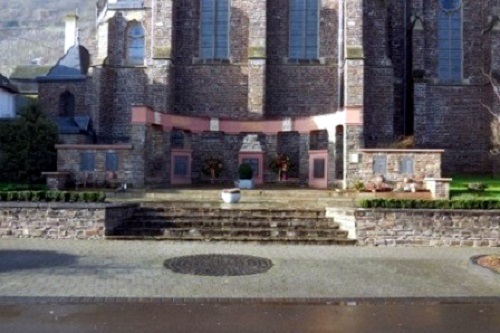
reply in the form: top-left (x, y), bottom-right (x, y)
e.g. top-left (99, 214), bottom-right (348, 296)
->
top-left (108, 204), bottom-right (356, 245)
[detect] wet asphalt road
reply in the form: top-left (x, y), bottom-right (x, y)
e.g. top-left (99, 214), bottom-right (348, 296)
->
top-left (1, 302), bottom-right (499, 333)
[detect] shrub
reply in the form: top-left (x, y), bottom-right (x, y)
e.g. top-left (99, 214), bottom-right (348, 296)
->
top-left (353, 181), bottom-right (365, 191)
top-left (0, 191), bottom-right (106, 202)
top-left (238, 163), bottom-right (254, 180)
top-left (359, 199), bottom-right (500, 210)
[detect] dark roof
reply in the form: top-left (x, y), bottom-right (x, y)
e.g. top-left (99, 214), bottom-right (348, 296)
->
top-left (10, 66), bottom-right (51, 80)
top-left (38, 45), bottom-right (90, 82)
top-left (0, 73), bottom-right (19, 93)
top-left (56, 116), bottom-right (91, 134)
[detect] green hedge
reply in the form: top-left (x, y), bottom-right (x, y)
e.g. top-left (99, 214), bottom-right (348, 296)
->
top-left (359, 199), bottom-right (500, 210)
top-left (0, 191), bottom-right (106, 203)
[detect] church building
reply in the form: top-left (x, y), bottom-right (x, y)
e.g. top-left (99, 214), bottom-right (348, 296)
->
top-left (37, 0), bottom-right (500, 188)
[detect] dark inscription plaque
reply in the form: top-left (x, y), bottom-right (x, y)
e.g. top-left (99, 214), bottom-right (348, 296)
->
top-left (373, 155), bottom-right (387, 175)
top-left (313, 158), bottom-right (326, 179)
top-left (242, 158), bottom-right (259, 176)
top-left (174, 156), bottom-right (189, 176)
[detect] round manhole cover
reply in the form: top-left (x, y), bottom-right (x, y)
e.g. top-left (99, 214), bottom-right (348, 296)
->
top-left (164, 254), bottom-right (273, 276)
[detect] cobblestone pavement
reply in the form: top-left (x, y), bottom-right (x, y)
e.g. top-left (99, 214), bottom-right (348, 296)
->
top-left (0, 239), bottom-right (499, 302)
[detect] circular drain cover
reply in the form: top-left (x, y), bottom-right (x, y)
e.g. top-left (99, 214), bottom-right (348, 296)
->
top-left (164, 254), bottom-right (273, 276)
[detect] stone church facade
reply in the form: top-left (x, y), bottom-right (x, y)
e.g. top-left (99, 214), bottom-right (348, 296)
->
top-left (37, 0), bottom-right (500, 188)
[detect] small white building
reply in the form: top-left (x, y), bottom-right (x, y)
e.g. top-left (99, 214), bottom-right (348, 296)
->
top-left (0, 74), bottom-right (19, 119)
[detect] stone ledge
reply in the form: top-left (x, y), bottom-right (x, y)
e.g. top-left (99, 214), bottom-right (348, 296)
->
top-left (0, 202), bottom-right (139, 209)
top-left (55, 144), bottom-right (133, 150)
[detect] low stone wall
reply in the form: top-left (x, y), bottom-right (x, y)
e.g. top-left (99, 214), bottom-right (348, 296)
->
top-left (328, 208), bottom-right (500, 247)
top-left (0, 202), bottom-right (138, 239)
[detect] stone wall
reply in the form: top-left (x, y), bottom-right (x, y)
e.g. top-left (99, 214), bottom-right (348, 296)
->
top-left (353, 209), bottom-right (500, 247)
top-left (348, 149), bottom-right (443, 185)
top-left (0, 202), bottom-right (137, 240)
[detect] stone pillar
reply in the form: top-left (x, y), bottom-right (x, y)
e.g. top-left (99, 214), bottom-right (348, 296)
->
top-left (150, 0), bottom-right (174, 113)
top-left (248, 0), bottom-right (267, 116)
top-left (343, 0), bottom-right (364, 188)
top-left (299, 133), bottom-right (310, 183)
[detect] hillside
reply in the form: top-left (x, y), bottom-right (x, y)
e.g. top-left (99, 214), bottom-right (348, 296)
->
top-left (0, 0), bottom-right (96, 76)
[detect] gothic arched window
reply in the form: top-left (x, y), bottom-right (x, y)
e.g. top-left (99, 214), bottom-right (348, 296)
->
top-left (200, 0), bottom-right (230, 59)
top-left (59, 91), bottom-right (75, 117)
top-left (438, 0), bottom-right (462, 81)
top-left (127, 21), bottom-right (145, 66)
top-left (289, 0), bottom-right (319, 59)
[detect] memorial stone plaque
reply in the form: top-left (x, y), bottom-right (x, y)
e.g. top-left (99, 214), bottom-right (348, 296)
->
top-left (373, 155), bottom-right (387, 175)
top-left (80, 152), bottom-right (95, 171)
top-left (399, 157), bottom-right (414, 174)
top-left (174, 156), bottom-right (189, 176)
top-left (313, 158), bottom-right (326, 179)
top-left (105, 153), bottom-right (119, 171)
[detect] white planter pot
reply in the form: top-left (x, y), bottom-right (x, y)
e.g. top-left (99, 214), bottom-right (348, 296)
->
top-left (238, 179), bottom-right (254, 189)
top-left (221, 191), bottom-right (241, 203)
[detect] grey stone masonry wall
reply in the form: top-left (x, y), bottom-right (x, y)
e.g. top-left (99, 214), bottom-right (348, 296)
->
top-left (414, 85), bottom-right (492, 175)
top-left (0, 203), bottom-right (137, 240)
top-left (354, 209), bottom-right (500, 247)
top-left (247, 0), bottom-right (266, 116)
top-left (345, 125), bottom-right (364, 187)
top-left (38, 81), bottom-right (87, 119)
top-left (351, 149), bottom-right (442, 184)
top-left (265, 0), bottom-right (339, 117)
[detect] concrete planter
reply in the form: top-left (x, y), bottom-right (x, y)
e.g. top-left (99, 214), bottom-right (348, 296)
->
top-left (221, 189), bottom-right (241, 203)
top-left (238, 180), bottom-right (254, 189)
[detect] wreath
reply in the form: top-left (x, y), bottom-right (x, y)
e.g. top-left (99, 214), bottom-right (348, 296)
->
top-left (202, 157), bottom-right (223, 181)
top-left (269, 154), bottom-right (292, 181)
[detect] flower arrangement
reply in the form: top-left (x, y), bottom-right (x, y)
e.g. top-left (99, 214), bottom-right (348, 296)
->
top-left (202, 157), bottom-right (223, 183)
top-left (269, 153), bottom-right (292, 181)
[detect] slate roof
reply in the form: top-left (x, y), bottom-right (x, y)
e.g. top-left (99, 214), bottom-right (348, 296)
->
top-left (0, 73), bottom-right (19, 93)
top-left (38, 45), bottom-right (90, 82)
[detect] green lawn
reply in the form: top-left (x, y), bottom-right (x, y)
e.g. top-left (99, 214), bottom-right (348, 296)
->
top-left (450, 175), bottom-right (500, 199)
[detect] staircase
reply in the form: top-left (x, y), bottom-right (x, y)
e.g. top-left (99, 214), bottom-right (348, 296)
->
top-left (107, 202), bottom-right (356, 245)
top-left (106, 188), bottom-right (357, 244)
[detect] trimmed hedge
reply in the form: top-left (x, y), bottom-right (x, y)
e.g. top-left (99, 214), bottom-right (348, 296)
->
top-left (359, 199), bottom-right (500, 210)
top-left (0, 191), bottom-right (106, 203)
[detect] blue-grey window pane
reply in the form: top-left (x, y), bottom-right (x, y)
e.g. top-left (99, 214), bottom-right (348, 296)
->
top-left (200, 0), bottom-right (229, 59)
top-left (80, 152), bottom-right (95, 172)
top-left (289, 0), bottom-right (318, 59)
top-left (106, 153), bottom-right (119, 172)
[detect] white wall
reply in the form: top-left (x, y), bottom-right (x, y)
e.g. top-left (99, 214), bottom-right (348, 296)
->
top-left (0, 88), bottom-right (15, 118)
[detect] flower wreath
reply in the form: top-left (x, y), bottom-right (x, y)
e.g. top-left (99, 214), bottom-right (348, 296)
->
top-left (269, 153), bottom-right (292, 174)
top-left (202, 157), bottom-right (223, 179)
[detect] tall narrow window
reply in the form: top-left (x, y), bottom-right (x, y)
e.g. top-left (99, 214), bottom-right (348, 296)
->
top-left (289, 0), bottom-right (319, 59)
top-left (59, 91), bottom-right (75, 117)
top-left (438, 0), bottom-right (462, 81)
top-left (200, 0), bottom-right (230, 59)
top-left (127, 22), bottom-right (145, 66)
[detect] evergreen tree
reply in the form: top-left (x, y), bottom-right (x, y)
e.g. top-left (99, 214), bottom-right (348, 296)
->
top-left (0, 103), bottom-right (58, 183)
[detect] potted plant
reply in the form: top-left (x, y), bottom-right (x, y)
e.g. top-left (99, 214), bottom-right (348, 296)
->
top-left (237, 163), bottom-right (254, 189)
top-left (221, 188), bottom-right (241, 203)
